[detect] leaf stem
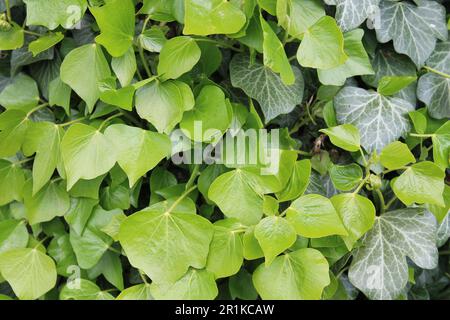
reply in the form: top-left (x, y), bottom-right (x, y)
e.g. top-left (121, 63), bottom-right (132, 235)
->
top-left (98, 112), bottom-right (123, 131)
top-left (382, 167), bottom-right (408, 175)
top-left (359, 148), bottom-right (368, 167)
top-left (185, 164), bottom-right (200, 190)
top-left (409, 133), bottom-right (433, 139)
top-left (13, 158), bottom-right (34, 166)
top-left (353, 174), bottom-right (370, 194)
top-left (5, 0), bottom-right (12, 22)
top-left (385, 195), bottom-right (398, 211)
top-left (139, 270), bottom-right (149, 285)
top-left (59, 117), bottom-right (86, 127)
top-left (439, 250), bottom-right (450, 255)
top-left (423, 66), bottom-right (450, 79)
top-left (166, 185), bottom-right (198, 214)
top-left (375, 189), bottom-right (386, 214)
top-left (138, 44), bottom-right (152, 78)
top-left (26, 103), bottom-right (49, 118)
top-left (23, 29), bottom-right (42, 37)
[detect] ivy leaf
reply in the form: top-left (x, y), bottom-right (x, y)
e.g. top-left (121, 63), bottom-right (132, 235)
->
top-left (138, 27), bottom-right (167, 53)
top-left (0, 248), bottom-right (57, 300)
top-left (391, 161), bottom-right (445, 207)
top-left (252, 248), bottom-right (330, 300)
top-left (119, 197), bottom-right (214, 284)
top-left (61, 123), bottom-right (117, 190)
top-left (0, 110), bottom-right (30, 158)
top-left (60, 44), bottom-right (111, 112)
top-left (260, 14), bottom-right (295, 85)
top-left (29, 32), bottom-right (64, 57)
top-left (276, 0), bottom-right (325, 39)
top-left (64, 197), bottom-right (98, 235)
top-left (297, 16), bottom-right (347, 70)
top-left (60, 279), bottom-right (114, 300)
top-left (377, 76), bottom-right (417, 96)
top-left (286, 194), bottom-right (348, 238)
top-left (431, 121), bottom-right (450, 170)
top-left (324, 0), bottom-right (380, 32)
top-left (0, 73), bottom-right (40, 111)
top-left (329, 164), bottom-right (363, 191)
top-left (276, 159), bottom-right (311, 202)
top-left (0, 160), bottom-right (26, 206)
top-left (183, 0), bottom-right (246, 36)
top-left (47, 234), bottom-right (77, 277)
top-left (157, 36), bottom-right (201, 80)
top-left (23, 0), bottom-right (87, 30)
top-left (349, 208), bottom-right (438, 300)
top-left (90, 0), bottom-right (135, 57)
top-left (320, 124), bottom-right (360, 152)
top-left (334, 86), bottom-right (414, 153)
top-left (330, 193), bottom-right (376, 250)
top-left (0, 220), bottom-right (29, 254)
top-left (205, 219), bottom-right (245, 279)
top-left (180, 85), bottom-right (232, 142)
top-left (49, 77), bottom-right (71, 115)
top-left (376, 0), bottom-right (448, 67)
top-left (230, 54), bottom-right (304, 123)
top-left (104, 124), bottom-right (171, 187)
top-left (380, 141), bottom-right (416, 170)
top-left (116, 284), bottom-right (153, 300)
top-left (0, 22), bottom-right (24, 50)
top-left (111, 48), bottom-right (137, 87)
top-left (255, 216), bottom-right (296, 266)
top-left (24, 121), bottom-right (64, 194)
top-left (417, 41), bottom-right (450, 119)
top-left (437, 212), bottom-right (450, 247)
top-left (150, 268), bottom-right (218, 300)
top-left (317, 29), bottom-right (374, 86)
top-left (135, 80), bottom-right (188, 134)
top-left (24, 179), bottom-right (70, 225)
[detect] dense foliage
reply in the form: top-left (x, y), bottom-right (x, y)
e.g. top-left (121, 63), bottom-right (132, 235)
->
top-left (0, 0), bottom-right (449, 301)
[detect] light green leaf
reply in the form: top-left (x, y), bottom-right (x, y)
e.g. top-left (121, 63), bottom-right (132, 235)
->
top-left (431, 121), bottom-right (450, 170)
top-left (320, 124), bottom-right (360, 152)
top-left (90, 0), bottom-right (135, 57)
top-left (286, 194), bottom-right (348, 238)
top-left (417, 41), bottom-right (450, 119)
top-left (0, 160), bottom-right (26, 206)
top-left (28, 32), bottom-right (64, 57)
top-left (349, 208), bottom-right (438, 300)
top-left (377, 76), bottom-right (417, 96)
top-left (324, 0), bottom-right (380, 32)
top-left (0, 110), bottom-right (30, 158)
top-left (135, 80), bottom-right (187, 134)
top-left (318, 29), bottom-right (374, 86)
top-left (49, 76), bottom-right (71, 115)
top-left (0, 248), bottom-right (57, 300)
top-left (64, 197), bottom-right (98, 235)
top-left (255, 216), bottom-right (296, 266)
top-left (61, 123), bottom-right (117, 190)
top-left (329, 164), bottom-right (363, 191)
top-left (253, 248), bottom-right (330, 300)
top-left (111, 47), bottom-right (137, 87)
top-left (380, 141), bottom-right (416, 170)
top-left (392, 161), bottom-right (445, 207)
top-left (0, 220), bottom-right (29, 254)
top-left (150, 268), bottom-right (218, 300)
top-left (180, 85), bottom-right (232, 142)
top-left (60, 279), bottom-right (114, 300)
top-left (0, 73), bottom-right (39, 111)
top-left (331, 193), bottom-right (376, 250)
top-left (276, 160), bottom-right (311, 202)
top-left (60, 44), bottom-right (111, 112)
top-left (260, 15), bottom-right (294, 85)
top-left (376, 0), bottom-right (447, 67)
top-left (243, 226), bottom-right (264, 260)
top-left (184, 0), bottom-right (246, 36)
top-left (87, 251), bottom-right (124, 290)
top-left (24, 121), bottom-right (64, 194)
top-left (119, 197), bottom-right (214, 284)
top-left (230, 54), bottom-right (304, 123)
top-left (104, 124), bottom-right (171, 187)
top-left (205, 219), bottom-right (244, 279)
top-left (0, 22), bottom-right (24, 50)
top-left (23, 0), bottom-right (87, 30)
top-left (116, 284), bottom-right (153, 300)
top-left (297, 16), bottom-right (347, 70)
top-left (276, 0), bottom-right (325, 38)
top-left (24, 179), bottom-right (70, 225)
top-left (138, 27), bottom-right (167, 53)
top-left (334, 86), bottom-right (414, 153)
top-left (157, 36), bottom-right (201, 80)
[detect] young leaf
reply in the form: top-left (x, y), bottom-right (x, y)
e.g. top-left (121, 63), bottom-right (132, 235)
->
top-left (276, 0), bottom-right (325, 38)
top-left (391, 161), bottom-right (445, 207)
top-left (0, 160), bottom-right (26, 206)
top-left (377, 76), bottom-right (417, 96)
top-left (90, 0), bottom-right (135, 57)
top-left (60, 44), bottom-right (111, 112)
top-left (230, 54), bottom-right (304, 123)
top-left (157, 36), bottom-right (201, 80)
top-left (255, 216), bottom-right (296, 266)
top-left (104, 124), bottom-right (171, 187)
top-left (0, 22), bottom-right (24, 50)
top-left (276, 160), bottom-right (311, 202)
top-left (61, 123), bottom-right (117, 190)
top-left (0, 248), bottom-right (57, 300)
top-left (349, 208), bottom-right (438, 300)
top-left (320, 124), bottom-right (361, 152)
top-left (286, 194), bottom-right (348, 238)
top-left (329, 164), bottom-right (363, 191)
top-left (60, 279), bottom-right (114, 300)
top-left (380, 141), bottom-right (416, 170)
top-left (0, 220), bottom-right (29, 254)
top-left (111, 47), bottom-right (137, 87)
top-left (253, 248), bottom-right (330, 300)
top-left (116, 284), bottom-right (153, 300)
top-left (28, 32), bottom-right (64, 57)
top-left (297, 16), bottom-right (347, 70)
top-left (0, 73), bottom-right (40, 111)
